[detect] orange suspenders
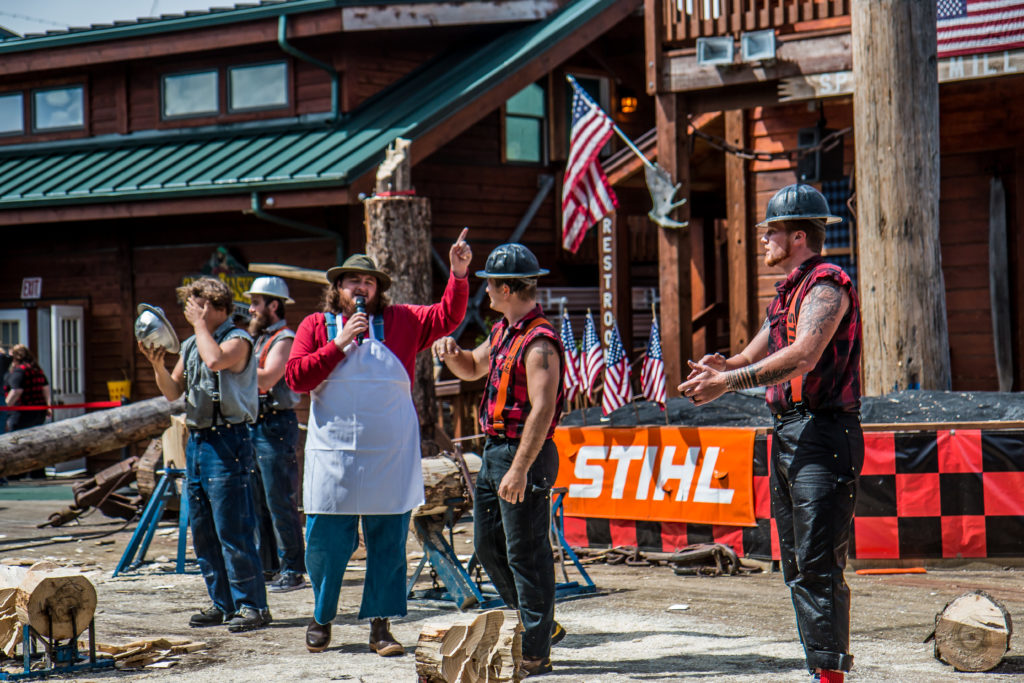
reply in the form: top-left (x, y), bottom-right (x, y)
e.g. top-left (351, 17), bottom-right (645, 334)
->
top-left (784, 270), bottom-right (820, 404)
top-left (257, 328), bottom-right (287, 396)
top-left (490, 317), bottom-right (549, 433)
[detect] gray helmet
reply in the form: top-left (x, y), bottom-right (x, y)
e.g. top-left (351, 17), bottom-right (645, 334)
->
top-left (757, 183), bottom-right (842, 227)
top-left (475, 243), bottom-right (549, 279)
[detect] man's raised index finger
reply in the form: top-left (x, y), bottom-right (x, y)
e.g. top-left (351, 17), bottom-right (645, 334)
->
top-left (457, 227), bottom-right (469, 243)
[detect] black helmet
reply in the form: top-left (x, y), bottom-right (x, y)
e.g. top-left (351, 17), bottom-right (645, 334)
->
top-left (476, 243), bottom-right (550, 278)
top-left (757, 184), bottom-right (841, 227)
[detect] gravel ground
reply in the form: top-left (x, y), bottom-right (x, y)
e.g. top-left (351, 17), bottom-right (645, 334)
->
top-left (2, 486), bottom-right (1023, 682)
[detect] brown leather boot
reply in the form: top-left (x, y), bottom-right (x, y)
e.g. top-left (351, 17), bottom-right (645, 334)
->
top-left (368, 617), bottom-right (404, 657)
top-left (305, 620), bottom-right (331, 653)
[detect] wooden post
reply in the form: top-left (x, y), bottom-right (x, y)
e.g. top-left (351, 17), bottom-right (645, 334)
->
top-left (724, 109), bottom-right (757, 356)
top-left (598, 213), bottom-right (632, 355)
top-left (364, 140), bottom-right (439, 447)
top-left (690, 217), bottom-right (706, 359)
top-left (853, 0), bottom-right (951, 393)
top-left (655, 92), bottom-right (692, 395)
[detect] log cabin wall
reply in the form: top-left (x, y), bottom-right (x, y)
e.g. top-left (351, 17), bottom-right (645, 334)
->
top-left (747, 73), bottom-right (1024, 392)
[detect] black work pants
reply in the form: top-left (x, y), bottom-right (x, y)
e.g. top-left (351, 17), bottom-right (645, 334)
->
top-left (474, 436), bottom-right (558, 660)
top-left (771, 410), bottom-right (863, 673)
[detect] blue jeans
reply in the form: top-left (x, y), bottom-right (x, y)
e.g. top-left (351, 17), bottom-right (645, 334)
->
top-left (250, 410), bottom-right (305, 575)
top-left (187, 425), bottom-right (267, 613)
top-left (474, 437), bottom-right (558, 660)
top-left (305, 512), bottom-right (411, 624)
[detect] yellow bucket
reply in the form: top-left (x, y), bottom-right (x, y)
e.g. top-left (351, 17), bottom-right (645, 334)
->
top-left (107, 379), bottom-right (131, 402)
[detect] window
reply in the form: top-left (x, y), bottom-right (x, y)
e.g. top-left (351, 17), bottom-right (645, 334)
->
top-left (163, 70), bottom-right (218, 119)
top-left (229, 62), bottom-right (288, 112)
top-left (504, 83), bottom-right (546, 164)
top-left (33, 86), bottom-right (84, 131)
top-left (0, 93), bottom-right (23, 135)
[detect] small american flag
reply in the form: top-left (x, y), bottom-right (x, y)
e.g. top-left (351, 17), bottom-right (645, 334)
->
top-left (641, 315), bottom-right (667, 407)
top-left (562, 79), bottom-right (618, 253)
top-left (560, 310), bottom-right (582, 401)
top-left (601, 323), bottom-right (632, 416)
top-left (937, 0), bottom-right (1024, 58)
top-left (580, 310), bottom-right (604, 400)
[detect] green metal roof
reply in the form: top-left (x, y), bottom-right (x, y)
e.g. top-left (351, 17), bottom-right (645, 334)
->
top-left (0, 0), bottom-right (619, 211)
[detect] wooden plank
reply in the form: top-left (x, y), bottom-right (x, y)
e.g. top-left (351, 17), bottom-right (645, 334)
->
top-left (655, 92), bottom-right (691, 395)
top-left (664, 33), bottom-right (852, 93)
top-left (644, 0), bottom-right (665, 96)
top-left (724, 109), bottom-right (756, 356)
top-left (341, 1), bottom-right (558, 31)
top-left (690, 217), bottom-right (706, 358)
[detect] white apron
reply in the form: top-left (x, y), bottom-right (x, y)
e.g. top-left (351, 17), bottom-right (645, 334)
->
top-left (303, 320), bottom-right (424, 515)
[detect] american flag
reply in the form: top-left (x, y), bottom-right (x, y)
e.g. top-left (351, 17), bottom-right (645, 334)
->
top-left (561, 79), bottom-right (618, 253)
top-left (601, 323), bottom-right (632, 416)
top-left (560, 310), bottom-right (582, 400)
top-left (641, 315), bottom-right (667, 407)
top-left (580, 310), bottom-right (604, 400)
top-left (937, 0), bottom-right (1024, 58)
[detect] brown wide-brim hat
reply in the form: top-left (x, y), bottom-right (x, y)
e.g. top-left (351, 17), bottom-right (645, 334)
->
top-left (325, 254), bottom-right (392, 292)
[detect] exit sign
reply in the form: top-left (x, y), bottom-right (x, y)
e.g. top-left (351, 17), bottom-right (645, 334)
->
top-left (20, 277), bottom-right (42, 300)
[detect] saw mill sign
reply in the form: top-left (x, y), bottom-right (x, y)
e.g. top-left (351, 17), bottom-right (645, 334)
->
top-left (780, 48), bottom-right (1024, 101)
top-left (553, 426), bottom-right (756, 527)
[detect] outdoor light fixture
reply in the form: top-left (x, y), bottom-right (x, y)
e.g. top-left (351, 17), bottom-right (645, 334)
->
top-left (618, 87), bottom-right (638, 115)
top-left (740, 29), bottom-right (776, 62)
top-left (696, 36), bottom-right (734, 66)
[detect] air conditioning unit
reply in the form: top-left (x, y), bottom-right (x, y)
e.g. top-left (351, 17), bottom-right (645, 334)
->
top-left (696, 37), bottom-right (734, 66)
top-left (740, 29), bottom-right (776, 62)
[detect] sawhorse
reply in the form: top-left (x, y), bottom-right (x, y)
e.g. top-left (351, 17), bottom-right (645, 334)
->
top-left (113, 468), bottom-right (191, 577)
top-left (407, 489), bottom-right (596, 610)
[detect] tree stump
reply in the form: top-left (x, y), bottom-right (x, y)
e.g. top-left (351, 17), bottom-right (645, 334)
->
top-left (933, 591), bottom-right (1012, 672)
top-left (415, 453), bottom-right (481, 518)
top-left (416, 609), bottom-right (523, 683)
top-left (0, 562), bottom-right (97, 643)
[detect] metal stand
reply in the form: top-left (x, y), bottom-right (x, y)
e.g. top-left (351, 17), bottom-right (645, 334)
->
top-left (113, 468), bottom-right (192, 577)
top-left (407, 489), bottom-right (596, 610)
top-left (0, 618), bottom-right (114, 680)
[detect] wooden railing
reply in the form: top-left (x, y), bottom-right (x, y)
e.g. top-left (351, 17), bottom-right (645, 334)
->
top-left (661, 0), bottom-right (849, 44)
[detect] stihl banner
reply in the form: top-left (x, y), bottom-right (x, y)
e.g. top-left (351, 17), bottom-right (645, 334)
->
top-left (553, 426), bottom-right (757, 527)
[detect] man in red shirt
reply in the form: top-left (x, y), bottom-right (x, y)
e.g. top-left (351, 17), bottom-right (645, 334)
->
top-left (285, 231), bottom-right (470, 657)
top-left (680, 184), bottom-right (862, 683)
top-left (432, 243), bottom-right (565, 677)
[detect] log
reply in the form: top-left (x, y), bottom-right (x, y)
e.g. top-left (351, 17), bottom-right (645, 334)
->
top-left (416, 609), bottom-right (523, 683)
top-left (0, 396), bottom-right (184, 478)
top-left (0, 562), bottom-right (97, 643)
top-left (933, 591), bottom-right (1012, 672)
top-left (415, 453), bottom-right (481, 518)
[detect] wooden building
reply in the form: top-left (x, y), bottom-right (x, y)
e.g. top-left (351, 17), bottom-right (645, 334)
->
top-left (644, 1), bottom-right (1024, 393)
top-left (0, 0), bottom-right (668, 465)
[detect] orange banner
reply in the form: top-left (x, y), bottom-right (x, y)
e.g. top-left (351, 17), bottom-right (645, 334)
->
top-left (553, 426), bottom-right (757, 527)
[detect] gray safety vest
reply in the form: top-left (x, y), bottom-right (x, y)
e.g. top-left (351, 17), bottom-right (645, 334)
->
top-left (181, 319), bottom-right (258, 429)
top-left (255, 319), bottom-right (300, 412)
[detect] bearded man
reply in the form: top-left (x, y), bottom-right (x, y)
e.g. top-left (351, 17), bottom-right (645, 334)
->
top-left (285, 230), bottom-right (471, 656)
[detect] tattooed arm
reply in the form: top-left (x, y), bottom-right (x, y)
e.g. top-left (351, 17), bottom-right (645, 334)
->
top-left (685, 317), bottom-right (770, 380)
top-left (679, 280), bottom-right (849, 404)
top-left (498, 337), bottom-right (561, 503)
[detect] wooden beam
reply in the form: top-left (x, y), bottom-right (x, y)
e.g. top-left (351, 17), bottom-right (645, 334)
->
top-left (1016, 146), bottom-right (1024, 391)
top-left (724, 109), bottom-right (756, 356)
top-left (597, 213), bottom-right (632, 355)
top-left (644, 0), bottom-right (665, 96)
top-left (690, 217), bottom-right (706, 359)
top-left (340, 1), bottom-right (559, 31)
top-left (853, 0), bottom-right (950, 393)
top-left (0, 186), bottom-right (350, 226)
top-left (663, 33), bottom-right (852, 93)
top-left (655, 92), bottom-right (691, 396)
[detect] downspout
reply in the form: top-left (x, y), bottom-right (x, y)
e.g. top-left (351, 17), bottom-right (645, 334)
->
top-left (277, 14), bottom-right (339, 121)
top-left (247, 192), bottom-right (344, 266)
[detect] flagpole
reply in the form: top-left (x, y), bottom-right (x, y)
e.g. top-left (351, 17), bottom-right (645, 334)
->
top-left (566, 74), bottom-right (656, 172)
top-left (652, 302), bottom-right (670, 426)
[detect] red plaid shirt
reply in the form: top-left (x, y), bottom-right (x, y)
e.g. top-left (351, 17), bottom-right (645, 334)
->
top-left (765, 256), bottom-right (862, 415)
top-left (4, 363), bottom-right (48, 406)
top-left (480, 305), bottom-right (565, 439)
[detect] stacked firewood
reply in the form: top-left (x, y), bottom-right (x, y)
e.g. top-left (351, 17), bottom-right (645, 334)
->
top-left (92, 636), bottom-right (207, 669)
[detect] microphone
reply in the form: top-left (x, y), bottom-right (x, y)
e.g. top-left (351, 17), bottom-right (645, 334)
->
top-left (354, 296), bottom-right (366, 345)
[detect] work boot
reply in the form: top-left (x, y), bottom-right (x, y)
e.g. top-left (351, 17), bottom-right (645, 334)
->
top-left (189, 604), bottom-right (229, 628)
top-left (268, 571), bottom-right (306, 593)
top-left (551, 621), bottom-right (566, 645)
top-left (306, 620), bottom-right (331, 653)
top-left (521, 657), bottom-right (553, 676)
top-left (368, 618), bottom-right (404, 657)
top-left (227, 606), bottom-right (271, 633)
